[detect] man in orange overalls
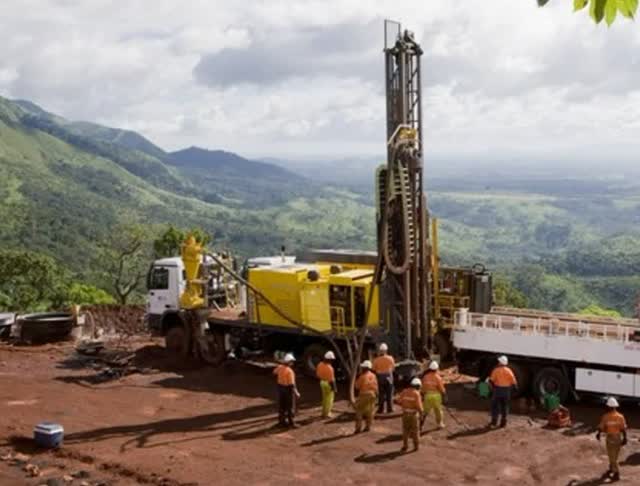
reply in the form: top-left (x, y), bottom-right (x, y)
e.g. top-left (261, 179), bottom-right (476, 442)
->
top-left (487, 355), bottom-right (517, 428)
top-left (354, 360), bottom-right (378, 433)
top-left (373, 343), bottom-right (396, 414)
top-left (396, 377), bottom-right (424, 452)
top-left (596, 397), bottom-right (628, 481)
top-left (421, 361), bottom-right (446, 429)
top-left (316, 351), bottom-right (337, 419)
top-left (273, 353), bottom-right (300, 428)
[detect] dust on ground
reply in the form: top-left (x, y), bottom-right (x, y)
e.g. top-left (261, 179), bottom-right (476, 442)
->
top-left (1, 338), bottom-right (639, 486)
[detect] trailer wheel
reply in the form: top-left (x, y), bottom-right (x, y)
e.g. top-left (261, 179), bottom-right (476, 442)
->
top-left (302, 343), bottom-right (328, 378)
top-left (509, 362), bottom-right (531, 398)
top-left (198, 329), bottom-right (227, 366)
top-left (533, 367), bottom-right (570, 403)
top-left (165, 326), bottom-right (190, 357)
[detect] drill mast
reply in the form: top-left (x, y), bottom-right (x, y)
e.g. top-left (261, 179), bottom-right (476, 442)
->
top-left (376, 21), bottom-right (431, 361)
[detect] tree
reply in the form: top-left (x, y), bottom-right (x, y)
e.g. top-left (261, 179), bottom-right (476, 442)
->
top-left (537, 0), bottom-right (638, 25)
top-left (493, 277), bottom-right (529, 308)
top-left (96, 223), bottom-right (152, 305)
top-left (578, 304), bottom-right (622, 317)
top-left (0, 250), bottom-right (69, 311)
top-left (65, 283), bottom-right (116, 306)
top-left (153, 225), bottom-right (211, 258)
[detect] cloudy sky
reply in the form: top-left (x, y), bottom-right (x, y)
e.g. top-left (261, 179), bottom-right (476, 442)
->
top-left (0, 0), bottom-right (639, 162)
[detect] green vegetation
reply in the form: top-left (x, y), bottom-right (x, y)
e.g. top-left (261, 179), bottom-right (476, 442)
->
top-left (0, 95), bottom-right (638, 317)
top-left (538, 0), bottom-right (638, 25)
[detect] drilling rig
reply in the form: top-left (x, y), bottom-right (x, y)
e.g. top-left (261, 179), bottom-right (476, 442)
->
top-left (375, 20), bottom-right (431, 363)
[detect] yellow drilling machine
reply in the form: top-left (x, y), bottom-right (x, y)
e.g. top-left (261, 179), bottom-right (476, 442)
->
top-left (145, 21), bottom-right (492, 382)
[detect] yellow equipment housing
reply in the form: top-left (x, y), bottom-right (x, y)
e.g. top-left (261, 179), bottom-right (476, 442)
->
top-left (247, 264), bottom-right (379, 335)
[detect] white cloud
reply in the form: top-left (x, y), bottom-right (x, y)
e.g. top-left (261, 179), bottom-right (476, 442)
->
top-left (0, 0), bottom-right (639, 162)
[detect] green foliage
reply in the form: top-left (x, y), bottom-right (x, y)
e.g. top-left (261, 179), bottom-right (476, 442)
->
top-left (153, 225), bottom-right (211, 258)
top-left (0, 250), bottom-right (69, 311)
top-left (493, 277), bottom-right (528, 308)
top-left (95, 223), bottom-right (153, 305)
top-left (578, 304), bottom-right (622, 317)
top-left (65, 283), bottom-right (116, 305)
top-left (539, 0), bottom-right (637, 25)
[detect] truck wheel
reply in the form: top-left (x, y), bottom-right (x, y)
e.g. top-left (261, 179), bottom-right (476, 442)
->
top-left (198, 329), bottom-right (227, 366)
top-left (302, 343), bottom-right (328, 378)
top-left (433, 332), bottom-right (451, 362)
top-left (533, 367), bottom-right (570, 403)
top-left (165, 326), bottom-right (190, 357)
top-left (509, 362), bottom-right (531, 398)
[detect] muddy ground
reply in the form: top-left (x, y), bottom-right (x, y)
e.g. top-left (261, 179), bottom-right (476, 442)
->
top-left (1, 339), bottom-right (639, 486)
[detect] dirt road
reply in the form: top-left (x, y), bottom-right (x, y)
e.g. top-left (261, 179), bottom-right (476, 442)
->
top-left (1, 339), bottom-right (638, 485)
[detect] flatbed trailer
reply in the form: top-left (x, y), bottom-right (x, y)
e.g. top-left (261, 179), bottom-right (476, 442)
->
top-left (454, 311), bottom-right (640, 402)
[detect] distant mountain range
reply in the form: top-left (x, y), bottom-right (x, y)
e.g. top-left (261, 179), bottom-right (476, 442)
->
top-left (0, 95), bottom-right (376, 271)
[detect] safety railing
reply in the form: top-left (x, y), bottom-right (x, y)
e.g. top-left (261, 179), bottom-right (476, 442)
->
top-left (454, 311), bottom-right (640, 345)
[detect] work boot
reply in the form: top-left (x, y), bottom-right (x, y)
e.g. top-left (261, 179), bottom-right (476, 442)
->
top-left (610, 472), bottom-right (620, 482)
top-left (363, 425), bottom-right (371, 432)
top-left (600, 469), bottom-right (612, 479)
top-left (401, 445), bottom-right (408, 452)
top-left (499, 419), bottom-right (507, 428)
top-left (438, 421), bottom-right (445, 429)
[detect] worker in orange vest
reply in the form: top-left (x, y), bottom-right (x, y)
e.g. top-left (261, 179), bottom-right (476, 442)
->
top-left (596, 397), bottom-right (628, 481)
top-left (487, 355), bottom-right (517, 428)
top-left (273, 353), bottom-right (300, 428)
top-left (421, 361), bottom-right (446, 429)
top-left (373, 343), bottom-right (396, 414)
top-left (395, 377), bottom-right (424, 452)
top-left (316, 351), bottom-right (337, 419)
top-left (354, 360), bottom-right (378, 433)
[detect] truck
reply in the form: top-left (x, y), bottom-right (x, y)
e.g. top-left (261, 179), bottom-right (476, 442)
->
top-left (453, 310), bottom-right (640, 402)
top-left (146, 247), bottom-right (490, 376)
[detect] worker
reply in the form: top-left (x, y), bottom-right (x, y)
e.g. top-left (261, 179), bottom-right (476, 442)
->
top-left (487, 355), bottom-right (518, 428)
top-left (395, 377), bottom-right (424, 452)
top-left (421, 361), bottom-right (446, 429)
top-left (373, 343), bottom-right (396, 414)
top-left (354, 360), bottom-right (378, 433)
top-left (316, 350), bottom-right (337, 419)
top-left (596, 397), bottom-right (628, 481)
top-left (273, 353), bottom-right (300, 428)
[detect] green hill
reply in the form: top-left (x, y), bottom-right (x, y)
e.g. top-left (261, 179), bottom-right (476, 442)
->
top-left (0, 95), bottom-right (638, 316)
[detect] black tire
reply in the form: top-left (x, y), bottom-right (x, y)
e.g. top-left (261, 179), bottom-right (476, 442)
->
top-left (433, 332), bottom-right (452, 362)
top-left (509, 361), bottom-right (531, 398)
top-left (533, 366), bottom-right (570, 403)
top-left (165, 326), bottom-right (190, 358)
top-left (199, 329), bottom-right (226, 366)
top-left (19, 313), bottom-right (74, 343)
top-left (301, 343), bottom-right (329, 378)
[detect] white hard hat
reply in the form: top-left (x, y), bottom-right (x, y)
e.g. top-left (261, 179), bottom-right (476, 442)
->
top-left (411, 377), bottom-right (421, 387)
top-left (607, 397), bottom-right (619, 408)
top-left (283, 353), bottom-right (296, 363)
top-left (379, 343), bottom-right (388, 352)
top-left (361, 360), bottom-right (372, 369)
top-left (429, 361), bottom-right (439, 371)
top-left (324, 351), bottom-right (336, 360)
top-left (498, 355), bottom-right (508, 366)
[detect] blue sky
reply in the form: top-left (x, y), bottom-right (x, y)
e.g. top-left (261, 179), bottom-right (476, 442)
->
top-left (0, 0), bottom-right (638, 162)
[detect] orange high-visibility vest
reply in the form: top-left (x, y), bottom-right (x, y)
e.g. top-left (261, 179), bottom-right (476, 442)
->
top-left (422, 371), bottom-right (445, 394)
top-left (599, 411), bottom-right (627, 435)
top-left (274, 365), bottom-right (295, 386)
top-left (356, 371), bottom-right (378, 395)
top-left (316, 362), bottom-right (335, 382)
top-left (489, 366), bottom-right (517, 387)
top-left (398, 388), bottom-right (423, 412)
top-left (373, 355), bottom-right (395, 374)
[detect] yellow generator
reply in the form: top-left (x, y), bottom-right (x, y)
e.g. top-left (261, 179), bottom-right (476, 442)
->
top-left (247, 263), bottom-right (379, 336)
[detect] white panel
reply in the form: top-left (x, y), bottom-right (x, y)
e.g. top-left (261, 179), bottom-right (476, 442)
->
top-left (634, 375), bottom-right (640, 398)
top-left (575, 368), bottom-right (603, 393)
top-left (575, 368), bottom-right (634, 397)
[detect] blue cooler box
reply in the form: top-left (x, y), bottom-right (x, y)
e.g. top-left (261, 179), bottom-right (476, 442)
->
top-left (33, 422), bottom-right (64, 448)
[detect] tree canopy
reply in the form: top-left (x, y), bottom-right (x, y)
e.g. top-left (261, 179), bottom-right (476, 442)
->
top-left (538, 0), bottom-right (638, 25)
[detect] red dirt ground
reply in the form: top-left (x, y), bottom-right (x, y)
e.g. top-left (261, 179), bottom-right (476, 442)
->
top-left (1, 339), bottom-right (639, 486)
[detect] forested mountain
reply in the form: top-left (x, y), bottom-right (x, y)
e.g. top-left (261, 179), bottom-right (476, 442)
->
top-left (0, 95), bottom-right (639, 316)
